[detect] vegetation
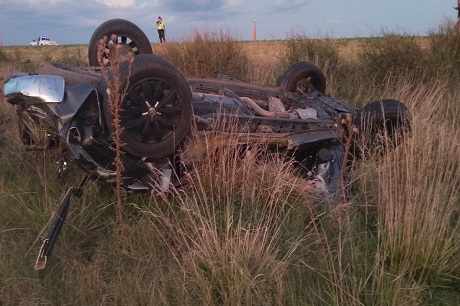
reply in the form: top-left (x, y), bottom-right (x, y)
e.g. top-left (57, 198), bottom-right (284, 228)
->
top-left (1, 20), bottom-right (460, 305)
top-left (154, 27), bottom-right (249, 80)
top-left (0, 48), bottom-right (8, 62)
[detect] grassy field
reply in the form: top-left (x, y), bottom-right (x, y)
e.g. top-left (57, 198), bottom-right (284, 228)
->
top-left (1, 22), bottom-right (460, 305)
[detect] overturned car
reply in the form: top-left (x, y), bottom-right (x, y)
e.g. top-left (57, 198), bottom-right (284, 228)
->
top-left (3, 19), bottom-right (411, 269)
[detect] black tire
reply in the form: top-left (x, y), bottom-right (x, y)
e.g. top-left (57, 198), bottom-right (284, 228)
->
top-left (38, 62), bottom-right (103, 86)
top-left (353, 99), bottom-right (411, 157)
top-left (276, 61), bottom-right (326, 95)
top-left (103, 54), bottom-right (193, 159)
top-left (88, 19), bottom-right (153, 67)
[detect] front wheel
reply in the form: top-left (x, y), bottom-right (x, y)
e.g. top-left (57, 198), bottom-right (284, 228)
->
top-left (103, 54), bottom-right (193, 159)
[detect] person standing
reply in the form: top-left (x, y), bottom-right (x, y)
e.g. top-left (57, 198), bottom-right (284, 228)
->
top-left (456, 1), bottom-right (460, 19)
top-left (156, 16), bottom-right (166, 43)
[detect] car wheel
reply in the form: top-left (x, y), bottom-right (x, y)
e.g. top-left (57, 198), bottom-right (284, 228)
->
top-left (326, 145), bottom-right (346, 198)
top-left (37, 62), bottom-right (103, 86)
top-left (103, 54), bottom-right (193, 159)
top-left (276, 61), bottom-right (326, 95)
top-left (88, 19), bottom-right (153, 67)
top-left (353, 99), bottom-right (411, 157)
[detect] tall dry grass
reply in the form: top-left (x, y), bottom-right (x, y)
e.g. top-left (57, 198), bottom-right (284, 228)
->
top-left (1, 81), bottom-right (459, 305)
top-left (429, 19), bottom-right (460, 85)
top-left (360, 32), bottom-right (431, 86)
top-left (137, 127), bottom-right (312, 305)
top-left (1, 20), bottom-right (460, 305)
top-left (154, 28), bottom-right (249, 80)
top-left (281, 32), bottom-right (342, 75)
top-left (353, 80), bottom-right (460, 303)
top-left (96, 38), bottom-right (134, 226)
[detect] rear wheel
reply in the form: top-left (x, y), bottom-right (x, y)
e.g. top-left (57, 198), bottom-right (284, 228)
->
top-left (88, 19), bottom-right (153, 67)
top-left (103, 54), bottom-right (193, 159)
top-left (353, 99), bottom-right (411, 157)
top-left (276, 61), bottom-right (326, 94)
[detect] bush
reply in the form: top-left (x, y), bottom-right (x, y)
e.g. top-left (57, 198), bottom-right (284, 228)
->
top-left (279, 32), bottom-right (366, 104)
top-left (360, 32), bottom-right (430, 86)
top-left (156, 28), bottom-right (249, 80)
top-left (0, 48), bottom-right (8, 62)
top-left (428, 19), bottom-right (460, 85)
top-left (281, 33), bottom-right (342, 77)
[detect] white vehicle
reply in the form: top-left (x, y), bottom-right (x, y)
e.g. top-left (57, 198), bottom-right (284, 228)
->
top-left (30, 36), bottom-right (58, 46)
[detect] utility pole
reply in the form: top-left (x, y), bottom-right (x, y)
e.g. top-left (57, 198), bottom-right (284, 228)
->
top-left (253, 20), bottom-right (257, 41)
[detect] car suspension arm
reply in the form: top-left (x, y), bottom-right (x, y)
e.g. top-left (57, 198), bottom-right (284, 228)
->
top-left (34, 175), bottom-right (90, 270)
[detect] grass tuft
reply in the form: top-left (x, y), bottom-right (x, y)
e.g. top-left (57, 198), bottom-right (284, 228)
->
top-left (155, 28), bottom-right (249, 80)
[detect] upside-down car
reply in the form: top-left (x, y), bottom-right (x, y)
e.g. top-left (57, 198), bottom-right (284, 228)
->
top-left (3, 19), bottom-right (411, 269)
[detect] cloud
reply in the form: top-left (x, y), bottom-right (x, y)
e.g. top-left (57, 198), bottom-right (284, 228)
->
top-left (263, 0), bottom-right (311, 14)
top-left (225, 0), bottom-right (241, 5)
top-left (96, 0), bottom-right (135, 8)
top-left (2, 0), bottom-right (69, 6)
top-left (325, 18), bottom-right (342, 25)
top-left (163, 0), bottom-right (226, 13)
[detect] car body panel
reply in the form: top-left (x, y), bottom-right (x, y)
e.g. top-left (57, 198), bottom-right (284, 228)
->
top-left (4, 75), bottom-right (65, 104)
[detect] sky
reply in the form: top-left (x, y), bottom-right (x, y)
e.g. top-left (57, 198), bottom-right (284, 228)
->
top-left (0, 0), bottom-right (457, 46)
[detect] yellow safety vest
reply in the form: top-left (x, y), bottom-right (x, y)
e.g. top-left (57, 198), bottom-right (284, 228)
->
top-left (157, 21), bottom-right (165, 30)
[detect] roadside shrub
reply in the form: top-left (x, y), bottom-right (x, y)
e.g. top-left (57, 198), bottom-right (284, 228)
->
top-left (282, 34), bottom-right (340, 70)
top-left (428, 19), bottom-right (460, 85)
top-left (281, 33), bottom-right (342, 77)
top-left (279, 33), bottom-right (368, 107)
top-left (0, 48), bottom-right (8, 62)
top-left (156, 28), bottom-right (249, 80)
top-left (360, 32), bottom-right (431, 87)
top-left (245, 50), bottom-right (280, 86)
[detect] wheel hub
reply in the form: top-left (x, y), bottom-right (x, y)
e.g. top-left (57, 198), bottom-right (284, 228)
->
top-left (144, 101), bottom-right (161, 120)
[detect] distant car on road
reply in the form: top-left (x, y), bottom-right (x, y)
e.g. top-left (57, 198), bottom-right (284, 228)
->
top-left (30, 36), bottom-right (58, 46)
